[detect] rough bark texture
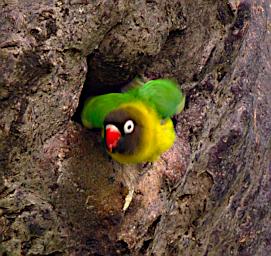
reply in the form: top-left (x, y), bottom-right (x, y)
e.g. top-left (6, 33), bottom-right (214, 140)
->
top-left (0, 0), bottom-right (270, 255)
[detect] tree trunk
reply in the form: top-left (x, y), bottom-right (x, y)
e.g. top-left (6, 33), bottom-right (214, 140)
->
top-left (0, 0), bottom-right (270, 255)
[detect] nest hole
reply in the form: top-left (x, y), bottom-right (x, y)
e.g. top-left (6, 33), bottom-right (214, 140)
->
top-left (72, 51), bottom-right (136, 124)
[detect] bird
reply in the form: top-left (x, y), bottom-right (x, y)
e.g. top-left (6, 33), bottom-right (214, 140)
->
top-left (81, 78), bottom-right (185, 164)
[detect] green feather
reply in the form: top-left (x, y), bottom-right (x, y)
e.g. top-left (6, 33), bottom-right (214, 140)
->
top-left (81, 93), bottom-right (134, 128)
top-left (129, 79), bottom-right (185, 118)
top-left (81, 78), bottom-right (185, 128)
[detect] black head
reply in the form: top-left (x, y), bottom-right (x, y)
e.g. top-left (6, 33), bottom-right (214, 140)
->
top-left (104, 109), bottom-right (141, 155)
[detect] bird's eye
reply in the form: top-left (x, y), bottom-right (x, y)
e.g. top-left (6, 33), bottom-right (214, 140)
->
top-left (123, 120), bottom-right (134, 134)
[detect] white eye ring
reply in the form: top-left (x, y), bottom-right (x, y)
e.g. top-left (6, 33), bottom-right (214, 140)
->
top-left (123, 120), bottom-right (134, 134)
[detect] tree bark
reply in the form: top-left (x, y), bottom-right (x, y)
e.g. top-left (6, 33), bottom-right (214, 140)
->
top-left (0, 0), bottom-right (270, 255)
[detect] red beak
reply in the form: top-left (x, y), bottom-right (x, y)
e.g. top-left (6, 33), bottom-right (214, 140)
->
top-left (105, 125), bottom-right (121, 152)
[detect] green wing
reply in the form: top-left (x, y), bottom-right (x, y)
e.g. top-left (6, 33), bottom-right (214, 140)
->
top-left (81, 93), bottom-right (134, 128)
top-left (129, 79), bottom-right (185, 118)
top-left (82, 78), bottom-right (185, 128)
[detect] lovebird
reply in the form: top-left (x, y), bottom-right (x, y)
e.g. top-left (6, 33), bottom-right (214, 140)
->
top-left (81, 78), bottom-right (185, 164)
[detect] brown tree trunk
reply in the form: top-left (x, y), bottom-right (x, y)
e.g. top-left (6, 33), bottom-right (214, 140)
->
top-left (0, 0), bottom-right (270, 255)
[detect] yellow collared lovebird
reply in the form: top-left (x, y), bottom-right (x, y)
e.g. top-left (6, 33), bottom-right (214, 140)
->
top-left (81, 79), bottom-right (185, 164)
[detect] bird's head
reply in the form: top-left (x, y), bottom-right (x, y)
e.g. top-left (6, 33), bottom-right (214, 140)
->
top-left (103, 105), bottom-right (144, 155)
top-left (102, 101), bottom-right (173, 164)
